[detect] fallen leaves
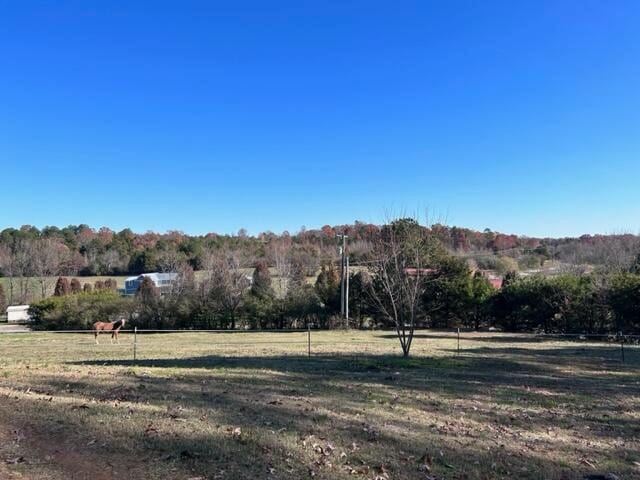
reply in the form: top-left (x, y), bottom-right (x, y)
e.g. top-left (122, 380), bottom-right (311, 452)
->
top-left (362, 424), bottom-right (380, 442)
top-left (166, 405), bottom-right (184, 419)
top-left (143, 423), bottom-right (158, 436)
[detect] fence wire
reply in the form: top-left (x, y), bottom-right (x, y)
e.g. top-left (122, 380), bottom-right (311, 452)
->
top-left (0, 329), bottom-right (638, 366)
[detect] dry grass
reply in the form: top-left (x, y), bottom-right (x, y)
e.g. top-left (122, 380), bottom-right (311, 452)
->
top-left (0, 330), bottom-right (638, 480)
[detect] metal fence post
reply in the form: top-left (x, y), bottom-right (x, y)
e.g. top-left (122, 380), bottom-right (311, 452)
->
top-left (308, 323), bottom-right (311, 357)
top-left (134, 327), bottom-right (137, 362)
top-left (457, 327), bottom-right (460, 356)
top-left (620, 331), bottom-right (625, 364)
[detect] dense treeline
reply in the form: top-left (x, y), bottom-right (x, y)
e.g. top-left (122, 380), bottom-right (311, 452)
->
top-left (5, 221), bottom-right (640, 338)
top-left (28, 270), bottom-right (640, 335)
top-left (1, 222), bottom-right (639, 285)
top-left (28, 248), bottom-right (640, 336)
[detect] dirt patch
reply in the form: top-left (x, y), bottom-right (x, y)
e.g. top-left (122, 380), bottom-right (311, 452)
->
top-left (0, 402), bottom-right (143, 480)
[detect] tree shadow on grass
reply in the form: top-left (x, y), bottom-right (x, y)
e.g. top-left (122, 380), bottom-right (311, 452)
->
top-left (7, 349), bottom-right (640, 480)
top-left (447, 345), bottom-right (640, 369)
top-left (377, 333), bottom-right (554, 343)
top-left (3, 381), bottom-right (610, 480)
top-left (67, 350), bottom-right (640, 436)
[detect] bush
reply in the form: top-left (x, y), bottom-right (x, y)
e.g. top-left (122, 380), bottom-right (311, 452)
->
top-left (53, 277), bottom-right (70, 296)
top-left (0, 283), bottom-right (6, 313)
top-left (608, 274), bottom-right (640, 333)
top-left (70, 278), bottom-right (82, 294)
top-left (29, 291), bottom-right (134, 330)
top-left (490, 275), bottom-right (613, 334)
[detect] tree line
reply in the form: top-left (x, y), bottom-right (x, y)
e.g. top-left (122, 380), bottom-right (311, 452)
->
top-left (2, 222), bottom-right (640, 305)
top-left (24, 219), bottom-right (640, 356)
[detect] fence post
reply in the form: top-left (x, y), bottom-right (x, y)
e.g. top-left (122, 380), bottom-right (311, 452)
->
top-left (620, 331), bottom-right (625, 364)
top-left (457, 327), bottom-right (460, 356)
top-left (133, 327), bottom-right (137, 362)
top-left (308, 323), bottom-right (311, 357)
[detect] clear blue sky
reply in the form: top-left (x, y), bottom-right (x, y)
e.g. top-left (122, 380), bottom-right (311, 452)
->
top-left (1, 1), bottom-right (639, 237)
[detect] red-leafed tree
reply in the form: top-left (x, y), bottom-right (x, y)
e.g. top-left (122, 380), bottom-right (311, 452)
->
top-left (53, 277), bottom-right (70, 296)
top-left (0, 283), bottom-right (6, 313)
top-left (70, 278), bottom-right (82, 294)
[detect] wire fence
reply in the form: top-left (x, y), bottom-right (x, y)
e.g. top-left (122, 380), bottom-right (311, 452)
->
top-left (0, 327), bottom-right (638, 366)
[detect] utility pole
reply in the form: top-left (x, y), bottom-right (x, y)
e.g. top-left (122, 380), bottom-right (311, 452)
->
top-left (345, 255), bottom-right (349, 326)
top-left (337, 234), bottom-right (349, 326)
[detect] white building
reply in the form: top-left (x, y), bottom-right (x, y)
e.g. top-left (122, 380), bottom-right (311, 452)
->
top-left (6, 305), bottom-right (31, 323)
top-left (124, 272), bottom-right (178, 295)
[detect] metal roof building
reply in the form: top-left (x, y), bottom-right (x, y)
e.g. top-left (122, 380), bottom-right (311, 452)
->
top-left (124, 272), bottom-right (178, 296)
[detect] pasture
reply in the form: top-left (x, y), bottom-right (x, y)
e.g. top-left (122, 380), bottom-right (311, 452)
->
top-left (0, 270), bottom-right (303, 304)
top-left (0, 331), bottom-right (638, 480)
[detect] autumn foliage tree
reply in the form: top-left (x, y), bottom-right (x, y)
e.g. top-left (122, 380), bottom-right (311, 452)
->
top-left (0, 283), bottom-right (6, 313)
top-left (70, 278), bottom-right (82, 294)
top-left (53, 277), bottom-right (70, 296)
top-left (251, 261), bottom-right (273, 299)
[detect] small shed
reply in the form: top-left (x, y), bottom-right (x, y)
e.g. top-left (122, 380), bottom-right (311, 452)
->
top-left (6, 305), bottom-right (31, 323)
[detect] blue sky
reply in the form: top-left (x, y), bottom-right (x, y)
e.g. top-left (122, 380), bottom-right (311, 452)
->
top-left (1, 1), bottom-right (639, 237)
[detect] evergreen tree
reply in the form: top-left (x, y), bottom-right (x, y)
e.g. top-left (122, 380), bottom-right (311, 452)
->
top-left (630, 253), bottom-right (640, 274)
top-left (136, 276), bottom-right (161, 328)
top-left (289, 260), bottom-right (307, 290)
top-left (70, 278), bottom-right (82, 294)
top-left (314, 262), bottom-right (341, 312)
top-left (136, 276), bottom-right (160, 303)
top-left (53, 277), bottom-right (70, 296)
top-left (0, 283), bottom-right (6, 313)
top-left (251, 261), bottom-right (273, 299)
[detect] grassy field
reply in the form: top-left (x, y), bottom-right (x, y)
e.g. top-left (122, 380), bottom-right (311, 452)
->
top-left (0, 276), bottom-right (131, 304)
top-left (0, 271), bottom-right (309, 305)
top-left (0, 330), bottom-right (638, 480)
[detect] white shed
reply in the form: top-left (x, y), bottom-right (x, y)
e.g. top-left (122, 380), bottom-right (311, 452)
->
top-left (6, 305), bottom-right (31, 323)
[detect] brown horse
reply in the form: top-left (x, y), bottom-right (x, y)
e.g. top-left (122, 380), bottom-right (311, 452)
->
top-left (93, 318), bottom-right (126, 344)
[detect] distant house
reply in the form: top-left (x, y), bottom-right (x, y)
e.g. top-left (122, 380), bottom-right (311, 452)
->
top-left (404, 268), bottom-right (437, 277)
top-left (124, 272), bottom-right (178, 296)
top-left (6, 305), bottom-right (31, 323)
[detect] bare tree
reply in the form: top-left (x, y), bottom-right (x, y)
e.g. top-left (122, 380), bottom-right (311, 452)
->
top-left (157, 248), bottom-right (184, 273)
top-left (271, 240), bottom-right (292, 298)
top-left (367, 218), bottom-right (436, 357)
top-left (4, 239), bottom-right (36, 304)
top-left (209, 250), bottom-right (251, 329)
top-left (0, 246), bottom-right (14, 304)
top-left (99, 249), bottom-right (125, 275)
top-left (198, 248), bottom-right (251, 329)
top-left (31, 238), bottom-right (63, 298)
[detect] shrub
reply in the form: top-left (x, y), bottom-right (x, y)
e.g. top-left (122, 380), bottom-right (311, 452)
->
top-left (53, 277), bottom-right (70, 296)
top-left (29, 291), bottom-right (134, 330)
top-left (70, 278), bottom-right (82, 294)
top-left (607, 274), bottom-right (640, 333)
